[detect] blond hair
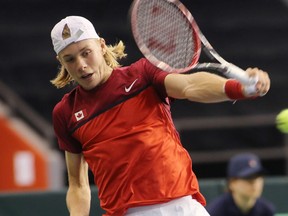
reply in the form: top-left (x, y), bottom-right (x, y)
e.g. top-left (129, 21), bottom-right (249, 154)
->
top-left (50, 40), bottom-right (127, 88)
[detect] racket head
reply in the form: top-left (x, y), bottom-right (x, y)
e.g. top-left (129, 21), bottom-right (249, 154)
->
top-left (130, 0), bottom-right (201, 73)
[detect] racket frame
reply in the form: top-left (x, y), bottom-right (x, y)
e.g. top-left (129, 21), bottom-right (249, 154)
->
top-left (130, 0), bottom-right (202, 73)
top-left (130, 0), bottom-right (257, 90)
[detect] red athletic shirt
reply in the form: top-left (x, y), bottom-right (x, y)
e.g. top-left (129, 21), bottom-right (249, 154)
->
top-left (52, 58), bottom-right (206, 215)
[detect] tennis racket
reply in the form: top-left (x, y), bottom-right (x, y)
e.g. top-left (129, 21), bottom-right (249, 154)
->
top-left (129, 0), bottom-right (257, 94)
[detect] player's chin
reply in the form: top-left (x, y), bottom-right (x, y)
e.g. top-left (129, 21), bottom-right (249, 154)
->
top-left (79, 80), bottom-right (99, 90)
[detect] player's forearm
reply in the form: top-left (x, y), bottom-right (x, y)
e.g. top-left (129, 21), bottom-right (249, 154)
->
top-left (66, 185), bottom-right (91, 216)
top-left (165, 72), bottom-right (229, 103)
top-left (184, 72), bottom-right (229, 103)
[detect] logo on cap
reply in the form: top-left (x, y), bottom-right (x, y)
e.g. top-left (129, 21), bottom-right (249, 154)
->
top-left (248, 159), bottom-right (257, 168)
top-left (62, 24), bottom-right (71, 40)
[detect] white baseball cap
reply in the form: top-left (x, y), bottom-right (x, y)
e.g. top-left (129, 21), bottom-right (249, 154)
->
top-left (51, 16), bottom-right (100, 54)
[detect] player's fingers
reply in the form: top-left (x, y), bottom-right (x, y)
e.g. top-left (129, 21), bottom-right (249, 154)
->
top-left (246, 67), bottom-right (270, 96)
top-left (260, 71), bottom-right (270, 95)
top-left (257, 70), bottom-right (270, 95)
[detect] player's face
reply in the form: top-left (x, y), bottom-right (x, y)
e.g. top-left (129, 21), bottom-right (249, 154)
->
top-left (58, 38), bottom-right (112, 90)
top-left (229, 176), bottom-right (264, 200)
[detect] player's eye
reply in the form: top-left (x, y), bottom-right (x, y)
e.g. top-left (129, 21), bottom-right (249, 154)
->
top-left (63, 57), bottom-right (74, 63)
top-left (82, 49), bottom-right (92, 57)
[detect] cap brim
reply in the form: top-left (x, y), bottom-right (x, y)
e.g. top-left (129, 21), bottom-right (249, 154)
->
top-left (236, 167), bottom-right (267, 178)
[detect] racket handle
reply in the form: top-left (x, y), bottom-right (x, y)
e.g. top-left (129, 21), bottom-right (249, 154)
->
top-left (225, 63), bottom-right (258, 96)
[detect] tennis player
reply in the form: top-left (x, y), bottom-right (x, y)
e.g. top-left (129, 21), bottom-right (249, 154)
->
top-left (50, 16), bottom-right (270, 216)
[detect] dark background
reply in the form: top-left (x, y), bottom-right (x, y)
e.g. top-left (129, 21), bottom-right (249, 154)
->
top-left (1, 0), bottom-right (288, 180)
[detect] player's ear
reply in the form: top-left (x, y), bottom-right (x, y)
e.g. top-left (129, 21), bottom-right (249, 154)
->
top-left (99, 38), bottom-right (106, 44)
top-left (56, 56), bottom-right (62, 65)
top-left (99, 38), bottom-right (106, 55)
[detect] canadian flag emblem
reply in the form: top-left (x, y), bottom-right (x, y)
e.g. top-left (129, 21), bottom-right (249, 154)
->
top-left (74, 110), bottom-right (87, 122)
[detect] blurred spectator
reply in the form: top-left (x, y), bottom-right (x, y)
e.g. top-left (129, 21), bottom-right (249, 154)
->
top-left (206, 153), bottom-right (275, 216)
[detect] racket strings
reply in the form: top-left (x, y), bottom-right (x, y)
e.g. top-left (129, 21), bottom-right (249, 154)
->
top-left (135, 0), bottom-right (196, 70)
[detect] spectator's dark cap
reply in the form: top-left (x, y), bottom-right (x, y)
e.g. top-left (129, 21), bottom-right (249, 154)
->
top-left (227, 153), bottom-right (266, 178)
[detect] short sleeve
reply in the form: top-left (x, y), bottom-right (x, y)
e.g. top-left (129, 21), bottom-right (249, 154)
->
top-left (52, 100), bottom-right (82, 153)
top-left (141, 58), bottom-right (169, 99)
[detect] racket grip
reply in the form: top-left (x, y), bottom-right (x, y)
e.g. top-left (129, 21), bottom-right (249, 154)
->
top-left (225, 63), bottom-right (258, 96)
